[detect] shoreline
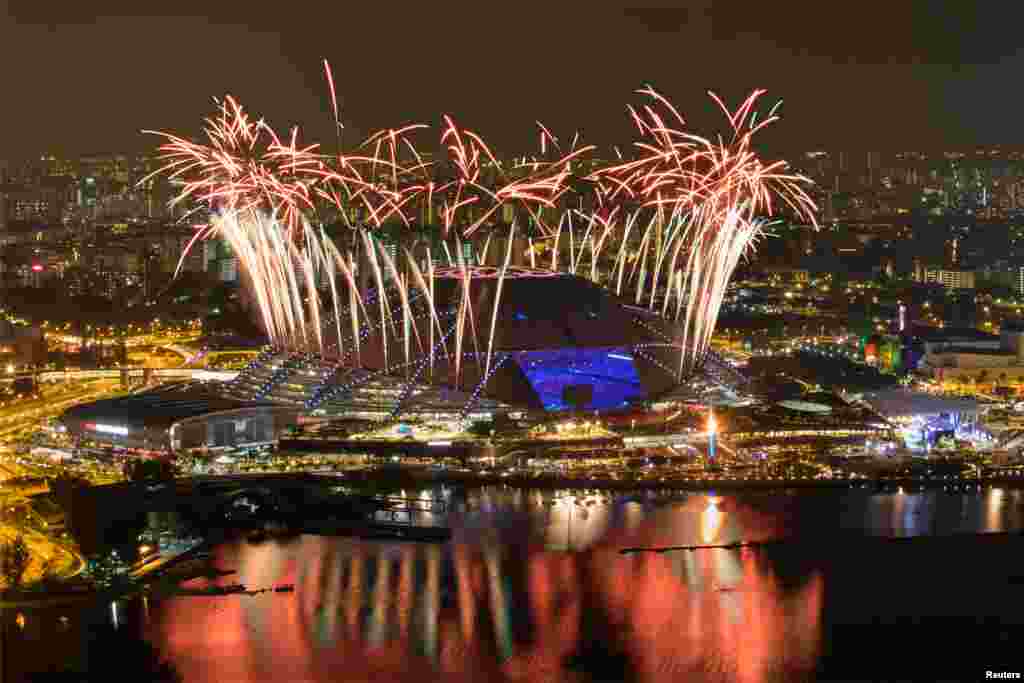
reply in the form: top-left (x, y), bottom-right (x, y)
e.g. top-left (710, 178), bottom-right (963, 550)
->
top-left (340, 468), bottom-right (1024, 492)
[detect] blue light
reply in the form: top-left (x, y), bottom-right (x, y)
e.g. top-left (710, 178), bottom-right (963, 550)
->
top-left (517, 346), bottom-right (645, 412)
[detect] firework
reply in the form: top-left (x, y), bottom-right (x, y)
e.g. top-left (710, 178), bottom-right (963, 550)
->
top-left (584, 87), bottom-right (817, 374)
top-left (147, 69), bottom-right (815, 406)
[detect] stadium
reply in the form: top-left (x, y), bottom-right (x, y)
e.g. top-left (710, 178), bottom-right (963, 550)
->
top-left (58, 270), bottom-right (715, 452)
top-left (60, 382), bottom-right (301, 453)
top-left (300, 268), bottom-right (691, 414)
top-left (56, 75), bottom-right (816, 454)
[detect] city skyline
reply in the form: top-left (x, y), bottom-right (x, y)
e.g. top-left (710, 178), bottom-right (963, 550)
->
top-left (5, 5), bottom-right (1024, 681)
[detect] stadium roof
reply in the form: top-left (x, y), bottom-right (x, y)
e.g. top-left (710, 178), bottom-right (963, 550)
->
top-left (911, 326), bottom-right (998, 343)
top-left (777, 400), bottom-right (833, 413)
top-left (936, 347), bottom-right (1016, 356)
top-left (61, 382), bottom-right (278, 431)
top-left (859, 389), bottom-right (980, 418)
top-left (321, 273), bottom-right (687, 412)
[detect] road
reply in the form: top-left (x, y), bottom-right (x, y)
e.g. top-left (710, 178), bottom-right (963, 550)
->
top-left (0, 522), bottom-right (84, 585)
top-left (0, 381), bottom-right (121, 440)
top-left (0, 469), bottom-right (86, 586)
top-left (2, 368), bottom-right (238, 386)
top-left (0, 380), bottom-right (125, 589)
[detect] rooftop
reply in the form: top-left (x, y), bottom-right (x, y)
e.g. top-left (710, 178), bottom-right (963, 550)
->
top-left (860, 389), bottom-right (980, 418)
top-left (911, 326), bottom-right (999, 343)
top-left (935, 347), bottom-right (1017, 356)
top-left (61, 381), bottom-right (277, 430)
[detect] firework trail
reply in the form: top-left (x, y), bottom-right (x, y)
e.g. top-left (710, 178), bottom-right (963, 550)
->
top-left (582, 87), bottom-right (817, 374)
top-left (148, 70), bottom-right (814, 398)
top-left (144, 96), bottom-right (320, 234)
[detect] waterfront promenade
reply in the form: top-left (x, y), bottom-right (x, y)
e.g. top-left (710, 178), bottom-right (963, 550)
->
top-left (341, 467), bottom-right (1024, 492)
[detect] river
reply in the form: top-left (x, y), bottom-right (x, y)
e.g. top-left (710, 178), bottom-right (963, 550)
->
top-left (4, 485), bottom-right (1024, 681)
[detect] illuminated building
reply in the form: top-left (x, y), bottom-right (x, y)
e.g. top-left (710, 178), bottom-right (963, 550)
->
top-left (61, 382), bottom-right (298, 452)
top-left (914, 267), bottom-right (976, 290)
top-left (219, 271), bottom-right (690, 420)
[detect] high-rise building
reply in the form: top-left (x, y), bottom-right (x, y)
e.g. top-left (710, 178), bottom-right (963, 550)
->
top-left (919, 268), bottom-right (975, 290)
top-left (0, 188), bottom-right (7, 235)
top-left (219, 257), bottom-right (239, 283)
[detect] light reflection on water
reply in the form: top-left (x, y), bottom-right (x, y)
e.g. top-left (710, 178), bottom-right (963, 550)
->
top-left (148, 491), bottom-right (824, 682)
top-left (146, 486), bottom-right (1024, 681)
top-left (7, 487), bottom-right (1024, 681)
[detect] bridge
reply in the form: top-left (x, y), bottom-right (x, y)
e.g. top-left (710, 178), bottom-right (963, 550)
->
top-left (995, 430), bottom-right (1024, 451)
top-left (1, 368), bottom-right (238, 384)
top-left (702, 349), bottom-right (750, 388)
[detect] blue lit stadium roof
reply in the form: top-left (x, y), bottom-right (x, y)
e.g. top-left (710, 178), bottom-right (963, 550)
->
top-left (331, 273), bottom-right (687, 414)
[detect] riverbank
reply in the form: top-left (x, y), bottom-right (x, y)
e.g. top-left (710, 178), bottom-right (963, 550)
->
top-left (0, 521), bottom-right (84, 591)
top-left (340, 467), bottom-right (1024, 492)
top-left (0, 536), bottom-right (209, 607)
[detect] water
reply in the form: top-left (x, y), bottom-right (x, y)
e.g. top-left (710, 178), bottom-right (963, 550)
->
top-left (5, 486), bottom-right (1024, 681)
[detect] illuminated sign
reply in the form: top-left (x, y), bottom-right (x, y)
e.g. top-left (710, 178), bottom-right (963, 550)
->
top-left (88, 423), bottom-right (129, 436)
top-left (31, 264), bottom-right (43, 272)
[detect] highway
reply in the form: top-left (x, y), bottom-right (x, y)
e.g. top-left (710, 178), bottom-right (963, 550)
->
top-left (0, 378), bottom-right (127, 588)
top-left (0, 473), bottom-right (86, 587)
top-left (0, 381), bottom-right (122, 441)
top-left (2, 368), bottom-right (238, 385)
top-left (0, 515), bottom-right (85, 585)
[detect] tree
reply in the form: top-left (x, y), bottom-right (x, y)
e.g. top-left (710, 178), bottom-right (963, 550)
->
top-left (466, 421), bottom-right (493, 437)
top-left (1, 535), bottom-right (31, 588)
top-left (126, 459), bottom-right (178, 482)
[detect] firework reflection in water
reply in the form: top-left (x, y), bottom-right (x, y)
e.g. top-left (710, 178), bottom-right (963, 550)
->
top-left (151, 497), bottom-right (823, 683)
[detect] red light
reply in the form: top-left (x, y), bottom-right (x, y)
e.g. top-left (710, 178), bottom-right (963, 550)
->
top-left (31, 264), bottom-right (43, 272)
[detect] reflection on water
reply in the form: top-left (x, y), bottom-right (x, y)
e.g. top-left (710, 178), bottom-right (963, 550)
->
top-left (702, 497), bottom-right (723, 544)
top-left (7, 487), bottom-right (1024, 681)
top-left (847, 486), bottom-right (1024, 538)
top-left (148, 493), bottom-right (822, 682)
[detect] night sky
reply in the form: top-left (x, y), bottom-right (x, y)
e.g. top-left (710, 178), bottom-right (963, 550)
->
top-left (2, 2), bottom-right (1023, 159)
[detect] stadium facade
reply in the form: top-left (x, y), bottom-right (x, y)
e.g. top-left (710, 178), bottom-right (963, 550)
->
top-left (61, 382), bottom-right (300, 453)
top-left (60, 272), bottom-right (696, 450)
top-left (311, 270), bottom-right (688, 413)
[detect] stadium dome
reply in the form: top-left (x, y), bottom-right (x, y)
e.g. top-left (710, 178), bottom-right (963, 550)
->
top-left (227, 270), bottom-right (691, 419)
top-left (777, 400), bottom-right (833, 414)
